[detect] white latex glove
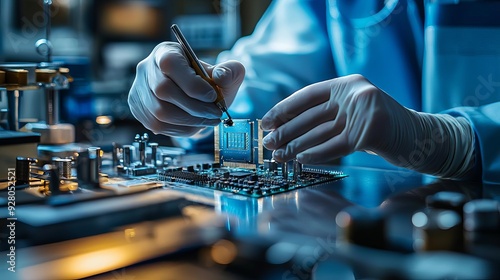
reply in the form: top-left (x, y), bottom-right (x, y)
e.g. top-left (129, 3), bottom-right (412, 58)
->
top-left (261, 74), bottom-right (476, 179)
top-left (128, 42), bottom-right (245, 136)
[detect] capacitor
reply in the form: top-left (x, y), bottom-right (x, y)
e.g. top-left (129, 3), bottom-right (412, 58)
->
top-left (123, 145), bottom-right (133, 167)
top-left (15, 157), bottom-right (37, 186)
top-left (53, 157), bottom-right (72, 179)
top-left (135, 133), bottom-right (148, 166)
top-left (463, 199), bottom-right (500, 232)
top-left (282, 161), bottom-right (290, 180)
top-left (76, 151), bottom-right (98, 189)
top-left (426, 191), bottom-right (468, 217)
top-left (336, 206), bottom-right (386, 250)
top-left (293, 160), bottom-right (302, 181)
top-left (87, 147), bottom-right (100, 185)
top-left (412, 209), bottom-right (463, 252)
top-left (43, 164), bottom-right (61, 195)
top-left (149, 142), bottom-right (158, 166)
top-left (112, 142), bottom-right (121, 167)
top-left (88, 146), bottom-right (102, 169)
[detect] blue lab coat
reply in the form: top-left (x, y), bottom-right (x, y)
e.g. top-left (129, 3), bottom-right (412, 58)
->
top-left (184, 0), bottom-right (500, 183)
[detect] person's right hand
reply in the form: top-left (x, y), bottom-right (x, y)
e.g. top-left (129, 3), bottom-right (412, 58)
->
top-left (128, 42), bottom-right (245, 136)
top-left (261, 74), bottom-right (476, 179)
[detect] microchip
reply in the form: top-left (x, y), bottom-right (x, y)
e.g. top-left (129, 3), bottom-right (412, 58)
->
top-left (218, 119), bottom-right (253, 163)
top-left (214, 119), bottom-right (265, 169)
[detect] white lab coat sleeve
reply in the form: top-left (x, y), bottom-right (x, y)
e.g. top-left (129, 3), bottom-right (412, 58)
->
top-left (174, 0), bottom-right (336, 151)
top-left (444, 102), bottom-right (500, 184)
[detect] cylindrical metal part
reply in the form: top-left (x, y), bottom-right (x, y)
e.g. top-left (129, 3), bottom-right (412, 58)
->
top-left (44, 164), bottom-right (60, 195)
top-left (88, 147), bottom-right (100, 184)
top-left (7, 90), bottom-right (21, 131)
top-left (149, 142), bottom-right (158, 166)
top-left (336, 206), bottom-right (386, 250)
top-left (45, 88), bottom-right (59, 125)
top-left (53, 157), bottom-right (72, 179)
top-left (15, 157), bottom-right (37, 186)
top-left (293, 160), bottom-right (302, 181)
top-left (463, 199), bottom-right (500, 232)
top-left (88, 146), bottom-right (102, 169)
top-left (412, 209), bottom-right (463, 252)
top-left (134, 133), bottom-right (149, 166)
top-left (123, 145), bottom-right (133, 166)
top-left (112, 142), bottom-right (121, 167)
top-left (426, 191), bottom-right (468, 216)
top-left (44, 0), bottom-right (52, 62)
top-left (139, 143), bottom-right (146, 165)
top-left (282, 161), bottom-right (290, 180)
top-left (76, 151), bottom-right (92, 188)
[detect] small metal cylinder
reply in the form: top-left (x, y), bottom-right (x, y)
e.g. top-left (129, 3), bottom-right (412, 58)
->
top-left (293, 160), bottom-right (302, 181)
top-left (139, 133), bottom-right (148, 166)
top-left (282, 161), bottom-right (290, 180)
top-left (76, 151), bottom-right (97, 188)
top-left (426, 191), bottom-right (467, 216)
top-left (123, 145), bottom-right (133, 166)
top-left (44, 164), bottom-right (61, 195)
top-left (139, 144), bottom-right (146, 166)
top-left (7, 90), bottom-right (21, 131)
top-left (412, 209), bottom-right (463, 252)
top-left (464, 199), bottom-right (500, 232)
top-left (88, 147), bottom-right (100, 184)
top-left (53, 157), bottom-right (72, 179)
top-left (149, 142), bottom-right (158, 166)
top-left (88, 146), bottom-right (102, 168)
top-left (112, 142), bottom-right (121, 167)
top-left (336, 206), bottom-right (386, 250)
top-left (45, 88), bottom-right (59, 125)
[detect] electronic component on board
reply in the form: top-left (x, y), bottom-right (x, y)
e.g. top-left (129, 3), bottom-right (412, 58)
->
top-left (214, 119), bottom-right (264, 169)
top-left (116, 134), bottom-right (156, 176)
top-left (4, 120), bottom-right (347, 200)
top-left (158, 159), bottom-right (347, 198)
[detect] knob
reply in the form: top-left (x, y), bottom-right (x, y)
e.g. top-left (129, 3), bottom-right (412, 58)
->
top-left (336, 206), bottom-right (386, 249)
top-left (426, 191), bottom-right (467, 215)
top-left (463, 199), bottom-right (500, 232)
top-left (412, 209), bottom-right (463, 252)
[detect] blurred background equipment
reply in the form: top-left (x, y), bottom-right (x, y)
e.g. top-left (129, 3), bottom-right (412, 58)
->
top-left (423, 0), bottom-right (500, 113)
top-left (0, 0), bottom-right (271, 148)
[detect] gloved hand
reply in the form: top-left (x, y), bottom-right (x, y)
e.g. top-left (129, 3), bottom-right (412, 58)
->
top-left (128, 42), bottom-right (245, 136)
top-left (261, 74), bottom-right (476, 179)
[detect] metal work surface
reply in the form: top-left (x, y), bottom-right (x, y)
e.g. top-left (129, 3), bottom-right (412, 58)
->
top-left (1, 161), bottom-right (499, 280)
